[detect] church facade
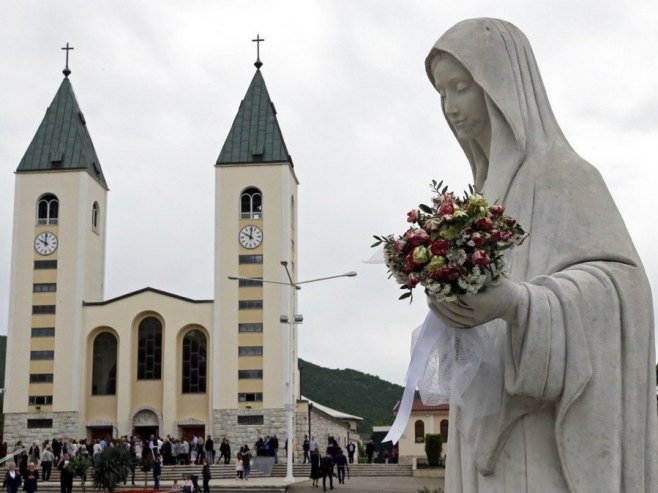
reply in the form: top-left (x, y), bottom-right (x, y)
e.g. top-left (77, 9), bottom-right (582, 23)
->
top-left (3, 57), bottom-right (309, 449)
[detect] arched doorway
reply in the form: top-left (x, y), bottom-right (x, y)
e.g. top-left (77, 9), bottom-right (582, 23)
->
top-left (132, 409), bottom-right (160, 440)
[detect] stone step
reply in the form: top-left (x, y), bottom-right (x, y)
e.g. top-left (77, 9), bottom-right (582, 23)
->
top-left (29, 464), bottom-right (267, 482)
top-left (270, 463), bottom-right (413, 477)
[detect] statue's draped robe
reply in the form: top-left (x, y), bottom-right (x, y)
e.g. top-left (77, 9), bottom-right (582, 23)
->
top-left (426, 18), bottom-right (657, 492)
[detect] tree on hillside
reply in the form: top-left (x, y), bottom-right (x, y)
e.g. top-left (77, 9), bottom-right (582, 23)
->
top-left (299, 358), bottom-right (403, 434)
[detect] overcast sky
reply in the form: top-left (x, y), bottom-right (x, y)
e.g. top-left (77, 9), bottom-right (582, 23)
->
top-left (1, 1), bottom-right (657, 386)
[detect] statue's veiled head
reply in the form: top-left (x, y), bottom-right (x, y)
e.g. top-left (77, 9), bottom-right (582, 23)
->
top-left (426, 18), bottom-right (570, 197)
top-left (429, 53), bottom-right (491, 153)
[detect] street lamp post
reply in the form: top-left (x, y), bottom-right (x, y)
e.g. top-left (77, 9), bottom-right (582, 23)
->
top-left (229, 262), bottom-right (356, 482)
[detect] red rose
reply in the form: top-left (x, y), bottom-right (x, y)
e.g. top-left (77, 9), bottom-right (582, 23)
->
top-left (430, 240), bottom-right (449, 256)
top-left (431, 265), bottom-right (463, 282)
top-left (404, 251), bottom-right (416, 272)
top-left (475, 217), bottom-right (492, 230)
top-left (408, 229), bottom-right (430, 247)
top-left (470, 232), bottom-right (485, 247)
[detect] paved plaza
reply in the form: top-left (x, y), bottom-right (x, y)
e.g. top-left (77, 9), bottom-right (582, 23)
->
top-left (287, 476), bottom-right (444, 492)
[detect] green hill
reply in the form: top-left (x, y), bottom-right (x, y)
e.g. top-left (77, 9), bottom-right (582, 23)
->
top-left (299, 358), bottom-right (403, 435)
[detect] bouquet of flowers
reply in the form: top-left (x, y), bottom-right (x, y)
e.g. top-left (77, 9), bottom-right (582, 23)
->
top-left (372, 180), bottom-right (528, 302)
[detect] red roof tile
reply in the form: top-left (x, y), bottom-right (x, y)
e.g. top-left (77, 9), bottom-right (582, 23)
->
top-left (393, 399), bottom-right (449, 413)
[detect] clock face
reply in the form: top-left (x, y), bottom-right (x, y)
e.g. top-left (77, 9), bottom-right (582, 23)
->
top-left (34, 231), bottom-right (58, 256)
top-left (239, 225), bottom-right (263, 249)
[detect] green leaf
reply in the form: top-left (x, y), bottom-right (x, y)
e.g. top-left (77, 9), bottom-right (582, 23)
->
top-left (419, 204), bottom-right (433, 214)
top-left (399, 291), bottom-right (412, 300)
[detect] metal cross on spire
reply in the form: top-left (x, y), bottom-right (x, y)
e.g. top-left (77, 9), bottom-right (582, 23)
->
top-left (61, 42), bottom-right (74, 77)
top-left (252, 34), bottom-right (265, 69)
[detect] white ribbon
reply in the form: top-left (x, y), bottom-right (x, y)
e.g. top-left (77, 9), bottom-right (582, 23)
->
top-left (383, 311), bottom-right (502, 444)
top-left (383, 312), bottom-right (442, 444)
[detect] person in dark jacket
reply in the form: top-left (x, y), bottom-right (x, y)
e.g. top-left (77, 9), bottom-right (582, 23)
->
top-left (58, 457), bottom-right (73, 493)
top-left (3, 463), bottom-right (21, 493)
top-left (302, 435), bottom-right (310, 464)
top-left (201, 460), bottom-right (211, 493)
top-left (320, 454), bottom-right (334, 491)
top-left (152, 454), bottom-right (162, 490)
top-left (309, 446), bottom-right (321, 488)
top-left (204, 436), bottom-right (214, 465)
top-left (23, 463), bottom-right (38, 493)
top-left (334, 448), bottom-right (348, 484)
top-left (365, 440), bottom-right (375, 463)
top-left (219, 438), bottom-right (231, 464)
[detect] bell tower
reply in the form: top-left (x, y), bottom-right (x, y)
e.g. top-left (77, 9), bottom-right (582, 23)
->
top-left (212, 44), bottom-right (299, 437)
top-left (4, 51), bottom-right (108, 442)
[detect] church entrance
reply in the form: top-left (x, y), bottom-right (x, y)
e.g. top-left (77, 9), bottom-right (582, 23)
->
top-left (179, 425), bottom-right (205, 442)
top-left (88, 426), bottom-right (114, 441)
top-left (132, 409), bottom-right (160, 441)
top-left (134, 426), bottom-right (159, 441)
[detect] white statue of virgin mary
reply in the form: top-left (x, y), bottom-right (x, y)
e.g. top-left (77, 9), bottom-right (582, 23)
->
top-left (423, 18), bottom-right (657, 492)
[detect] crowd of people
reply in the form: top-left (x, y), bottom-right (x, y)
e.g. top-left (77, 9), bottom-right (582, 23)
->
top-left (0, 433), bottom-right (379, 491)
top-left (306, 437), bottom-right (351, 492)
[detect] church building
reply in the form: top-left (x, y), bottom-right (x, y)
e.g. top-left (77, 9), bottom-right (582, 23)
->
top-left (1, 47), bottom-right (341, 452)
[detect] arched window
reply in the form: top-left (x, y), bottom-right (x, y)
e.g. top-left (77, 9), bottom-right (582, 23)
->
top-left (414, 420), bottom-right (425, 443)
top-left (240, 187), bottom-right (262, 219)
top-left (92, 202), bottom-right (99, 231)
top-left (440, 419), bottom-right (449, 442)
top-left (137, 317), bottom-right (162, 380)
top-left (92, 332), bottom-right (117, 395)
top-left (37, 194), bottom-right (59, 225)
top-left (182, 330), bottom-right (207, 393)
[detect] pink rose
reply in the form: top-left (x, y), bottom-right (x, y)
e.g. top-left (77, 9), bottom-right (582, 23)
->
top-left (438, 202), bottom-right (454, 217)
top-left (407, 272), bottom-right (420, 288)
top-left (471, 250), bottom-right (492, 266)
top-left (423, 217), bottom-right (442, 233)
top-left (407, 209), bottom-right (419, 223)
top-left (394, 238), bottom-right (408, 254)
top-left (489, 204), bottom-right (505, 216)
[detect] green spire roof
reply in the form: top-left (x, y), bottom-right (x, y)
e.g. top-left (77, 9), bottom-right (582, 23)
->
top-left (217, 69), bottom-right (292, 166)
top-left (17, 77), bottom-right (107, 188)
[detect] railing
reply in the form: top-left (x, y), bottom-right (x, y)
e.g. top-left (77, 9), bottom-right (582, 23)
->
top-left (0, 448), bottom-right (25, 465)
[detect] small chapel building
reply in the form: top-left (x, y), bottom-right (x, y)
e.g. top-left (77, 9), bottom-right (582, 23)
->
top-left (2, 49), bottom-right (348, 453)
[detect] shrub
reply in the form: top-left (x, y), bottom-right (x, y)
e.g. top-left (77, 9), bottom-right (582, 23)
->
top-left (69, 455), bottom-right (92, 493)
top-left (424, 433), bottom-right (442, 467)
top-left (92, 446), bottom-right (131, 492)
